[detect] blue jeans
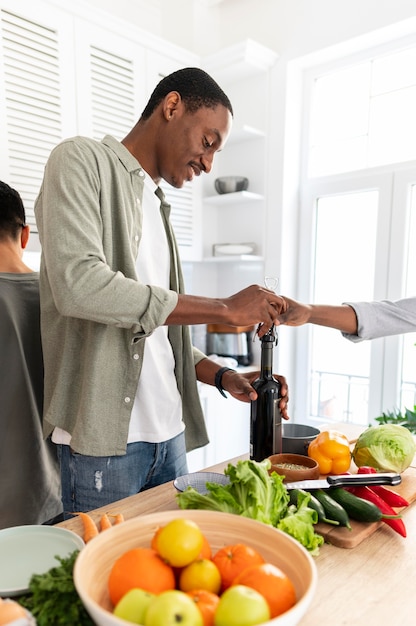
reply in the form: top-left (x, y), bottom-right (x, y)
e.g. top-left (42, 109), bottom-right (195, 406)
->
top-left (56, 432), bottom-right (188, 517)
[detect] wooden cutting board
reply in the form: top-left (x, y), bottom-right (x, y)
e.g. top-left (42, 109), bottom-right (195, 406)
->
top-left (313, 465), bottom-right (416, 548)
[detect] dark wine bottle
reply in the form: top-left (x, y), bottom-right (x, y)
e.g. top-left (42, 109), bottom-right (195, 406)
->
top-left (250, 326), bottom-right (282, 461)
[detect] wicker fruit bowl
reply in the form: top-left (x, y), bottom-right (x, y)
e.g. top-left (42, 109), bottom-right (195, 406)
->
top-left (73, 509), bottom-right (317, 626)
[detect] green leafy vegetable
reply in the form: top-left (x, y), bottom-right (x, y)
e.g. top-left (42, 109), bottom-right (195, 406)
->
top-left (18, 550), bottom-right (94, 626)
top-left (177, 458), bottom-right (323, 554)
top-left (277, 490), bottom-right (324, 556)
top-left (352, 424), bottom-right (416, 473)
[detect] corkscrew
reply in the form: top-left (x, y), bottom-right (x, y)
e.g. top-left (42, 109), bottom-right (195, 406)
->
top-left (255, 276), bottom-right (279, 344)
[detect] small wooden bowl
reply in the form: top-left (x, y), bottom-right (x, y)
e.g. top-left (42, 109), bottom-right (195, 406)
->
top-left (268, 453), bottom-right (320, 483)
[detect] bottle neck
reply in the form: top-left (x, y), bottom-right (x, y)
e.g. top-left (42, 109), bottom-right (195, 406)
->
top-left (260, 338), bottom-right (274, 379)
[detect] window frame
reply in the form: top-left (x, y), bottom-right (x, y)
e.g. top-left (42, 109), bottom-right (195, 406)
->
top-left (293, 34), bottom-right (416, 426)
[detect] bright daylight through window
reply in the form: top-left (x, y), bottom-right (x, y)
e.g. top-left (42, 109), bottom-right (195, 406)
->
top-left (301, 40), bottom-right (416, 426)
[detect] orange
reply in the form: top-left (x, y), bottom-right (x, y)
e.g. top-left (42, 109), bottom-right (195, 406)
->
top-left (179, 558), bottom-right (222, 594)
top-left (199, 533), bottom-right (212, 560)
top-left (0, 598), bottom-right (27, 624)
top-left (212, 543), bottom-right (265, 591)
top-left (108, 547), bottom-right (175, 606)
top-left (232, 562), bottom-right (296, 618)
top-left (186, 589), bottom-right (220, 626)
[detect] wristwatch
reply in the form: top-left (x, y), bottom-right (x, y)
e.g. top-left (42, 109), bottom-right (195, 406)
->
top-left (214, 367), bottom-right (236, 398)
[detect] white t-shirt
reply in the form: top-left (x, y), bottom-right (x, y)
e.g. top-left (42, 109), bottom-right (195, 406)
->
top-left (52, 172), bottom-right (183, 447)
top-left (127, 173), bottom-right (183, 443)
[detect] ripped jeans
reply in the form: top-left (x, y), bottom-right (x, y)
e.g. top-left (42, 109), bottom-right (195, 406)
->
top-left (56, 432), bottom-right (188, 518)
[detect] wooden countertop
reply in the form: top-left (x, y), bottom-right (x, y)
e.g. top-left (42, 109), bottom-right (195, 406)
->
top-left (58, 451), bottom-right (416, 626)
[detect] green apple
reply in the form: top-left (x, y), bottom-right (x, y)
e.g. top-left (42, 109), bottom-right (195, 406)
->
top-left (144, 590), bottom-right (203, 626)
top-left (113, 588), bottom-right (155, 624)
top-left (214, 585), bottom-right (270, 626)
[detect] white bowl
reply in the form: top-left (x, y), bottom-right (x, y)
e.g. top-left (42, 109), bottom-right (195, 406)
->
top-left (74, 509), bottom-right (317, 626)
top-left (173, 471), bottom-right (230, 494)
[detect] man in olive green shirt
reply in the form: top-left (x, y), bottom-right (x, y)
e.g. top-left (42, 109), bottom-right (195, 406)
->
top-left (35, 68), bottom-right (288, 514)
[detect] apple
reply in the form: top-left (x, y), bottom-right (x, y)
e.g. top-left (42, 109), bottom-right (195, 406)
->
top-left (113, 588), bottom-right (156, 624)
top-left (214, 585), bottom-right (270, 626)
top-left (144, 590), bottom-right (203, 626)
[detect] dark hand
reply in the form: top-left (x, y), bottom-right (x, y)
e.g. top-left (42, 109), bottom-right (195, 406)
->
top-left (274, 296), bottom-right (312, 327)
top-left (223, 285), bottom-right (288, 337)
top-left (221, 370), bottom-right (290, 420)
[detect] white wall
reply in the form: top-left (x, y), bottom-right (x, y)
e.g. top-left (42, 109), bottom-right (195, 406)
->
top-left (43, 0), bottom-right (416, 382)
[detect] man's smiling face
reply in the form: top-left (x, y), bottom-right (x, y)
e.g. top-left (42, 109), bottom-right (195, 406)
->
top-left (156, 100), bottom-right (232, 189)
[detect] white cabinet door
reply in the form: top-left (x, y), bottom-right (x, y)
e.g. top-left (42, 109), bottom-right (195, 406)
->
top-left (187, 384), bottom-right (250, 472)
top-left (0, 0), bottom-right (77, 231)
top-left (73, 19), bottom-right (146, 141)
top-left (146, 49), bottom-right (203, 262)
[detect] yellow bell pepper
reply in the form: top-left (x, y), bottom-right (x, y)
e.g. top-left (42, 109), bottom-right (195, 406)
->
top-left (308, 429), bottom-right (351, 474)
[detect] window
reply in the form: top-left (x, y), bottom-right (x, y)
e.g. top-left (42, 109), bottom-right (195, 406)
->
top-left (309, 43), bottom-right (416, 178)
top-left (296, 36), bottom-right (416, 428)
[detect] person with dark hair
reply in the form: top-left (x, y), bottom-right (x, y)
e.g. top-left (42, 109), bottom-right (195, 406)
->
top-left (275, 295), bottom-right (416, 341)
top-left (35, 67), bottom-right (288, 515)
top-left (0, 181), bottom-right (62, 528)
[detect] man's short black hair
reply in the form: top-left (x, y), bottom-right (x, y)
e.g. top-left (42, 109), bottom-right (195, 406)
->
top-left (0, 181), bottom-right (26, 241)
top-left (140, 67), bottom-right (233, 120)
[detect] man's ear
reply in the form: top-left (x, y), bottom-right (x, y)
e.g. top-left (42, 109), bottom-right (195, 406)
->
top-left (163, 91), bottom-right (181, 121)
top-left (20, 224), bottom-right (30, 249)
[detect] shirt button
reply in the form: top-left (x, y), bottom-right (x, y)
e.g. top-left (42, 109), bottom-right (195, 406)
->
top-left (124, 397), bottom-right (131, 404)
top-left (134, 235), bottom-right (139, 242)
top-left (133, 354), bottom-right (139, 360)
top-left (139, 170), bottom-right (145, 177)
top-left (136, 197), bottom-right (141, 205)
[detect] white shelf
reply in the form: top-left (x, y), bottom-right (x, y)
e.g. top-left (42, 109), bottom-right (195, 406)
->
top-left (200, 255), bottom-right (264, 263)
top-left (228, 124), bottom-right (265, 144)
top-left (204, 39), bottom-right (278, 84)
top-left (204, 190), bottom-right (263, 206)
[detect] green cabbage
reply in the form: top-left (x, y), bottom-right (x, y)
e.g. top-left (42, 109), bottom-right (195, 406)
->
top-left (352, 424), bottom-right (416, 473)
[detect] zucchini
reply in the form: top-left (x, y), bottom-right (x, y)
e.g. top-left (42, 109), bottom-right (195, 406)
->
top-left (313, 489), bottom-right (351, 529)
top-left (328, 487), bottom-right (384, 523)
top-left (289, 489), bottom-right (339, 526)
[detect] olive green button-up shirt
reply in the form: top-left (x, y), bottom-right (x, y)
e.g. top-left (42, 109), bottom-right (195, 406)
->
top-left (35, 135), bottom-right (208, 456)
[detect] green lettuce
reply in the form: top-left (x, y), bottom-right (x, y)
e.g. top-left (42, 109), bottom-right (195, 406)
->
top-left (177, 458), bottom-right (322, 554)
top-left (352, 424), bottom-right (416, 473)
top-left (277, 490), bottom-right (324, 556)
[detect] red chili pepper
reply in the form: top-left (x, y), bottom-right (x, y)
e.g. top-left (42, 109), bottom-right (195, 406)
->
top-left (357, 466), bottom-right (409, 507)
top-left (349, 485), bottom-right (407, 537)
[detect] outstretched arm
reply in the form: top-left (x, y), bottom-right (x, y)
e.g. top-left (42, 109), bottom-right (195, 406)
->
top-left (165, 285), bottom-right (288, 337)
top-left (275, 297), bottom-right (358, 335)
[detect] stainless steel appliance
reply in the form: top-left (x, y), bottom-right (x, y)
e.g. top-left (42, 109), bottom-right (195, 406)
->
top-left (206, 324), bottom-right (254, 366)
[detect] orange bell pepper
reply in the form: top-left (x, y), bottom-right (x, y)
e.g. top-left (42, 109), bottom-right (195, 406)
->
top-left (308, 429), bottom-right (351, 474)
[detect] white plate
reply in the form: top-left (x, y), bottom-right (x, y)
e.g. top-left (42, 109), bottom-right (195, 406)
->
top-left (0, 525), bottom-right (84, 597)
top-left (174, 471), bottom-right (230, 494)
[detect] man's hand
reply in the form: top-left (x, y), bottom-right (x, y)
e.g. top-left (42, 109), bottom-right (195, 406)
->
top-left (222, 285), bottom-right (288, 337)
top-left (221, 369), bottom-right (289, 420)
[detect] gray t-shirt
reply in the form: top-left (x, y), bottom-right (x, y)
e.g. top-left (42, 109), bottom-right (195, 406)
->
top-left (0, 272), bottom-right (62, 528)
top-left (343, 297), bottom-right (416, 342)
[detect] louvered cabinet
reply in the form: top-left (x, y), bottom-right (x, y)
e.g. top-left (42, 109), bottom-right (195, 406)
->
top-left (0, 0), bottom-right (203, 262)
top-left (0, 1), bottom-right (76, 238)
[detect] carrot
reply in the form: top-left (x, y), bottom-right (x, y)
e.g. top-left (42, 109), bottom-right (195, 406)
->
top-left (100, 513), bottom-right (113, 531)
top-left (77, 512), bottom-right (99, 543)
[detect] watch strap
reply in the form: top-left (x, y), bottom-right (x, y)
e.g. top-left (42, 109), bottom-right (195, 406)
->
top-left (214, 366), bottom-right (236, 398)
